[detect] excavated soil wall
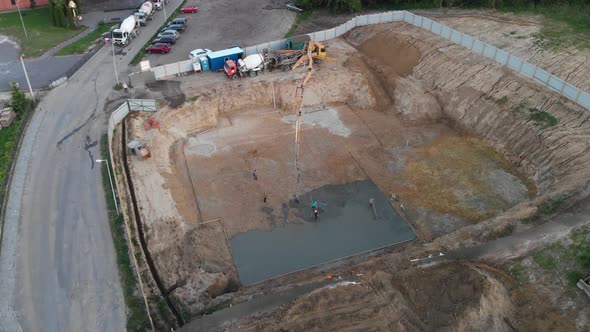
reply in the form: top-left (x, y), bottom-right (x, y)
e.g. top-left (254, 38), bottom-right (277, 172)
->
top-left (345, 23), bottom-right (590, 200)
top-left (126, 21), bottom-right (590, 318)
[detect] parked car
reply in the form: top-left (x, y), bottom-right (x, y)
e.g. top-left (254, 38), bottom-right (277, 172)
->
top-left (172, 17), bottom-right (187, 26)
top-left (146, 43), bottom-right (171, 54)
top-left (157, 29), bottom-right (180, 39)
top-left (180, 5), bottom-right (198, 13)
top-left (189, 48), bottom-right (212, 61)
top-left (162, 23), bottom-right (185, 32)
top-left (152, 36), bottom-right (176, 45)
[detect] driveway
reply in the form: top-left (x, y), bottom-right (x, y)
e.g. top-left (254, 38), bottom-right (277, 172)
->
top-left (144, 0), bottom-right (296, 67)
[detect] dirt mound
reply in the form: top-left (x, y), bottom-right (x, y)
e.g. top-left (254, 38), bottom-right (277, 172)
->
top-left (235, 263), bottom-right (573, 331)
top-left (357, 33), bottom-right (421, 77)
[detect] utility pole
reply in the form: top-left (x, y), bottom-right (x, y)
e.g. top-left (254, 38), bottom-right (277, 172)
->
top-left (16, 0), bottom-right (28, 38)
top-left (20, 56), bottom-right (34, 99)
top-left (162, 1), bottom-right (167, 25)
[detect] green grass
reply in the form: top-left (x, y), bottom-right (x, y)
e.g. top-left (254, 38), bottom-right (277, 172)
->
top-left (131, 0), bottom-right (188, 65)
top-left (0, 7), bottom-right (85, 57)
top-left (540, 196), bottom-right (565, 215)
top-left (528, 107), bottom-right (558, 129)
top-left (566, 270), bottom-right (583, 285)
top-left (285, 9), bottom-right (313, 38)
top-left (509, 263), bottom-right (529, 283)
top-left (0, 114), bottom-right (23, 202)
top-left (55, 21), bottom-right (116, 55)
top-left (100, 135), bottom-right (151, 331)
top-left (533, 251), bottom-right (557, 270)
top-left (526, 226), bottom-right (590, 288)
top-left (498, 4), bottom-right (590, 49)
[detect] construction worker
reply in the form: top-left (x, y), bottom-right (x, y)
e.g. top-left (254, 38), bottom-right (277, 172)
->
top-left (311, 200), bottom-right (318, 210)
top-left (293, 194), bottom-right (299, 204)
top-left (123, 82), bottom-right (128, 93)
top-left (263, 192), bottom-right (268, 203)
top-left (253, 169), bottom-right (257, 181)
top-left (314, 209), bottom-right (319, 220)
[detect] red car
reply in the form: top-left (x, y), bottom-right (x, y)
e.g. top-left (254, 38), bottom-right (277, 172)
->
top-left (146, 43), bottom-right (171, 54)
top-left (180, 5), bottom-right (199, 13)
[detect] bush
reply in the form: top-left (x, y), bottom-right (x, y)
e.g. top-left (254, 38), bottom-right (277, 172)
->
top-left (297, 0), bottom-right (361, 12)
top-left (10, 81), bottom-right (29, 114)
top-left (566, 270), bottom-right (583, 285)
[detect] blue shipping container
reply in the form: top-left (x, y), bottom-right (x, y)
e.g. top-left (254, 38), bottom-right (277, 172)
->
top-left (206, 47), bottom-right (244, 71)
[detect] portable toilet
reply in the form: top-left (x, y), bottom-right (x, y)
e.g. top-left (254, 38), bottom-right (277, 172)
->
top-left (199, 56), bottom-right (209, 71)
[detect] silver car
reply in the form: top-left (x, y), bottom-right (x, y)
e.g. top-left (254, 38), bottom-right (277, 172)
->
top-left (158, 30), bottom-right (180, 39)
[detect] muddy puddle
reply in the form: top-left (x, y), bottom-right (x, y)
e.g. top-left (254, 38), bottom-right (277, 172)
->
top-left (230, 179), bottom-right (415, 285)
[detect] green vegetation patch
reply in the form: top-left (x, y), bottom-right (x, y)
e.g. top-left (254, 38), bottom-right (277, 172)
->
top-left (56, 21), bottom-right (116, 55)
top-left (100, 135), bottom-right (151, 331)
top-left (539, 195), bottom-right (565, 215)
top-left (533, 252), bottom-right (557, 270)
top-left (285, 9), bottom-right (313, 38)
top-left (0, 7), bottom-right (84, 57)
top-left (509, 263), bottom-right (529, 283)
top-left (0, 84), bottom-right (32, 212)
top-left (528, 107), bottom-right (558, 129)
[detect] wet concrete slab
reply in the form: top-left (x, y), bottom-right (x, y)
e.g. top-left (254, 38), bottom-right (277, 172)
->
top-left (230, 179), bottom-right (416, 285)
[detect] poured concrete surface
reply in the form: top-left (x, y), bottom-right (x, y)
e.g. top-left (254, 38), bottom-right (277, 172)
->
top-left (230, 179), bottom-right (415, 285)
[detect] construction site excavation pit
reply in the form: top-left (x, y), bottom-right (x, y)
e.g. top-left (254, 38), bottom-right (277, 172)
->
top-left (122, 20), bottom-right (590, 320)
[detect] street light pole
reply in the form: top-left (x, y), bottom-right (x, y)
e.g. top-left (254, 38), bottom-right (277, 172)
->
top-left (162, 1), bottom-right (167, 24)
top-left (20, 56), bottom-right (34, 99)
top-left (16, 0), bottom-right (28, 38)
top-left (96, 159), bottom-right (119, 215)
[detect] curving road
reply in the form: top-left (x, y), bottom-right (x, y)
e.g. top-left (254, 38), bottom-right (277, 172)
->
top-left (0, 1), bottom-right (183, 330)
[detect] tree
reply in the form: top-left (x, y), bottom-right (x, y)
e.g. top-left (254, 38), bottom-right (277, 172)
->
top-left (10, 81), bottom-right (29, 115)
top-left (48, 0), bottom-right (57, 25)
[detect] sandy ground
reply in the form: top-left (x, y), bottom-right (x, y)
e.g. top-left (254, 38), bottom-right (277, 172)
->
top-left (121, 10), bottom-right (590, 327)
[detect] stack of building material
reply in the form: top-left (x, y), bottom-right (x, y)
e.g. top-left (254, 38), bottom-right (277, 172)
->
top-left (0, 107), bottom-right (16, 128)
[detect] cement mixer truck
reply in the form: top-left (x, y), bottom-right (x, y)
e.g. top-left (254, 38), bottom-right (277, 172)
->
top-left (134, 2), bottom-right (154, 26)
top-left (112, 15), bottom-right (139, 46)
top-left (224, 53), bottom-right (271, 79)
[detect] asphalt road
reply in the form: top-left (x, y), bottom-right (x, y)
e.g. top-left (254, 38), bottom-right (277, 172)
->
top-left (0, 35), bottom-right (86, 91)
top-left (0, 1), bottom-right (184, 331)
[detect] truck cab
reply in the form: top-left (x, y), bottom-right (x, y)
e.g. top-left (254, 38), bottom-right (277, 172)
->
top-left (134, 12), bottom-right (147, 26)
top-left (224, 60), bottom-right (238, 79)
top-left (153, 0), bottom-right (162, 10)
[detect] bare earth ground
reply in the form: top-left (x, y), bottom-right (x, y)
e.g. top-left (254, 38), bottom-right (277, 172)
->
top-left (122, 10), bottom-right (590, 328)
top-left (233, 262), bottom-right (575, 331)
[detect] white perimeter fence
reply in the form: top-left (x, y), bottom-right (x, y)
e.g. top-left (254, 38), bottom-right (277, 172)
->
top-left (150, 10), bottom-right (590, 111)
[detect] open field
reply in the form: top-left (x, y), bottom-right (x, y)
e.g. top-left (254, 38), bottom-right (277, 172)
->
top-left (114, 9), bottom-right (590, 329)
